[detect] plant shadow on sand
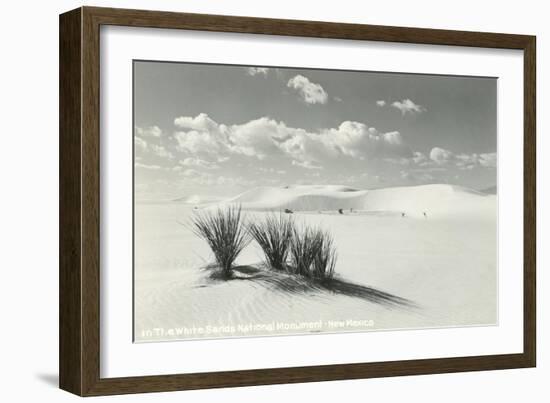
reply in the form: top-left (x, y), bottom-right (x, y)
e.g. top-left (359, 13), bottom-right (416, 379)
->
top-left (200, 264), bottom-right (418, 310)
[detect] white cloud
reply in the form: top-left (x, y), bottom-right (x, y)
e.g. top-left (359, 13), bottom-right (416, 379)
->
top-left (391, 99), bottom-right (426, 115)
top-left (181, 168), bottom-right (200, 177)
top-left (376, 100), bottom-right (386, 107)
top-left (334, 96), bottom-right (343, 102)
top-left (135, 162), bottom-right (162, 170)
top-left (134, 136), bottom-right (148, 152)
top-left (287, 75), bottom-right (328, 105)
top-left (385, 151), bottom-right (428, 166)
top-left (455, 153), bottom-right (478, 170)
top-left (228, 117), bottom-right (289, 159)
top-left (174, 116), bottom-right (288, 160)
top-left (172, 114), bottom-right (412, 169)
top-left (150, 144), bottom-right (174, 160)
top-left (412, 151), bottom-right (428, 165)
top-left (136, 126), bottom-right (162, 137)
top-left (246, 67), bottom-right (269, 76)
top-left (292, 160), bottom-right (323, 170)
top-left (174, 113), bottom-right (219, 132)
top-left (180, 157), bottom-right (220, 170)
top-left (451, 152), bottom-right (496, 170)
top-left (382, 131), bottom-right (403, 145)
top-left (320, 122), bottom-right (409, 160)
top-left (430, 147), bottom-right (454, 164)
top-left (172, 114), bottom-right (495, 182)
top-left (428, 148), bottom-right (496, 170)
top-left (174, 130), bottom-right (224, 155)
top-left (479, 152), bottom-right (497, 168)
top-left (260, 167), bottom-right (287, 174)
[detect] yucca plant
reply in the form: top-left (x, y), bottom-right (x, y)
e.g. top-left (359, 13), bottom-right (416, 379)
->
top-left (311, 229), bottom-right (337, 282)
top-left (289, 225), bottom-right (321, 277)
top-left (249, 213), bottom-right (294, 272)
top-left (289, 224), bottom-right (338, 280)
top-left (191, 205), bottom-right (250, 278)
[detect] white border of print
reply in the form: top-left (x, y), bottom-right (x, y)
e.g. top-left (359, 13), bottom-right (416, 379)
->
top-left (100, 25), bottom-right (524, 378)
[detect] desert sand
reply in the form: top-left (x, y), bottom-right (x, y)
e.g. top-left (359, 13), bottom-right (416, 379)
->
top-left (134, 184), bottom-right (497, 342)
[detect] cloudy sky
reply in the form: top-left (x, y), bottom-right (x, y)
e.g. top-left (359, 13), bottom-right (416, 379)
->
top-left (134, 61), bottom-right (497, 201)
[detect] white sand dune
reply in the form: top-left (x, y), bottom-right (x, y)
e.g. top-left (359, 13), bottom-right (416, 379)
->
top-left (134, 183), bottom-right (497, 342)
top-left (210, 184), bottom-right (496, 219)
top-left (172, 194), bottom-right (223, 204)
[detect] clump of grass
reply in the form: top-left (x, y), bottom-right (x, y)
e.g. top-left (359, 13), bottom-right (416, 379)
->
top-left (289, 225), bottom-right (320, 277)
top-left (191, 205), bottom-right (250, 278)
top-left (289, 224), bottom-right (338, 281)
top-left (249, 213), bottom-right (294, 272)
top-left (311, 230), bottom-right (337, 282)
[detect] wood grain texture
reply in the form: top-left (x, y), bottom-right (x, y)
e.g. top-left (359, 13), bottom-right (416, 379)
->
top-left (523, 38), bottom-right (536, 367)
top-left (59, 6), bottom-right (537, 396)
top-left (85, 6), bottom-right (532, 49)
top-left (81, 6), bottom-right (102, 396)
top-left (59, 8), bottom-right (83, 396)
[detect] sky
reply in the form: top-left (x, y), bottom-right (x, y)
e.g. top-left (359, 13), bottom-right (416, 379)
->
top-left (133, 61), bottom-right (497, 202)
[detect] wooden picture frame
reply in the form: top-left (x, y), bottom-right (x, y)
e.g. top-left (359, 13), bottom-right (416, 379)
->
top-left (59, 6), bottom-right (536, 396)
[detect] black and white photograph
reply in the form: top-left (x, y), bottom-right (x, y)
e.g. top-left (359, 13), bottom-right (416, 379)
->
top-left (133, 61), bottom-right (497, 342)
top-left (1, 0), bottom-right (543, 399)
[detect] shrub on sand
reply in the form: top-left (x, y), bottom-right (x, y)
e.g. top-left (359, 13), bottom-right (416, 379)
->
top-left (249, 213), bottom-right (294, 271)
top-left (289, 225), bottom-right (320, 277)
top-left (311, 229), bottom-right (337, 282)
top-left (191, 205), bottom-right (250, 278)
top-left (290, 225), bottom-right (338, 281)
